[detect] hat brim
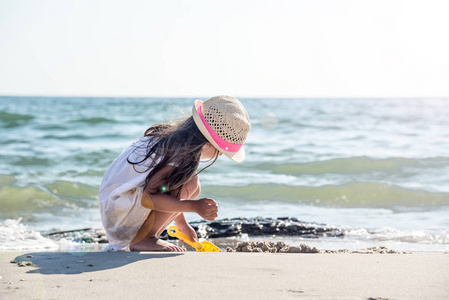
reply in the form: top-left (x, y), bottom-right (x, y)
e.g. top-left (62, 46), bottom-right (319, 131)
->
top-left (192, 100), bottom-right (245, 163)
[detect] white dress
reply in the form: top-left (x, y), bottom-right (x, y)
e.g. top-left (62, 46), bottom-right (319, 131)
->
top-left (99, 136), bottom-right (157, 252)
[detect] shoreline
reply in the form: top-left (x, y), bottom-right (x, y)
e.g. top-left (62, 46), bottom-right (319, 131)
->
top-left (1, 251), bottom-right (448, 300)
top-left (2, 217), bottom-right (449, 252)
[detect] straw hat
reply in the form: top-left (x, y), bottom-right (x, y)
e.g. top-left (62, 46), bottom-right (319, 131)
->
top-left (192, 95), bottom-right (251, 162)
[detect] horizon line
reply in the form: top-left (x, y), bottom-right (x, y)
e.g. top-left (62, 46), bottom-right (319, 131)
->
top-left (1, 94), bottom-right (448, 100)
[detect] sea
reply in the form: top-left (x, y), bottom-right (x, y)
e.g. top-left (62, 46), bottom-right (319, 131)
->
top-left (1, 96), bottom-right (448, 252)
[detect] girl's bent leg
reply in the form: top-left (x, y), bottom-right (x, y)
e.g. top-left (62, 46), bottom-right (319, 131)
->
top-left (130, 176), bottom-right (200, 252)
top-left (155, 212), bottom-right (181, 237)
top-left (130, 210), bottom-right (184, 252)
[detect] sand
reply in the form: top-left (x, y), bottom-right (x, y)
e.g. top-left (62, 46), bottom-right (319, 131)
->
top-left (226, 241), bottom-right (411, 254)
top-left (1, 251), bottom-right (448, 300)
top-left (227, 240), bottom-right (320, 253)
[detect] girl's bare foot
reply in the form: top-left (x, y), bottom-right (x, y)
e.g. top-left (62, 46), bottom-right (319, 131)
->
top-left (130, 235), bottom-right (185, 252)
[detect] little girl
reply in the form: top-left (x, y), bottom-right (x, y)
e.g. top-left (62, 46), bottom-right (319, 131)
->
top-left (98, 95), bottom-right (251, 252)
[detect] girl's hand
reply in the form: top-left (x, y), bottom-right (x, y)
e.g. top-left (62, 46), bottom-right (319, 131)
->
top-left (175, 221), bottom-right (198, 243)
top-left (195, 198), bottom-right (218, 221)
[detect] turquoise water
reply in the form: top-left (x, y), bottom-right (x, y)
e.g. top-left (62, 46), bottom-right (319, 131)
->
top-left (1, 97), bottom-right (449, 251)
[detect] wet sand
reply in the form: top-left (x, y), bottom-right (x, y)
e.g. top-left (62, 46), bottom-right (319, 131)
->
top-left (1, 251), bottom-right (448, 300)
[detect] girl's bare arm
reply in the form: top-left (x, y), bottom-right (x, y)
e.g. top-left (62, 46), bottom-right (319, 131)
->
top-left (141, 165), bottom-right (218, 221)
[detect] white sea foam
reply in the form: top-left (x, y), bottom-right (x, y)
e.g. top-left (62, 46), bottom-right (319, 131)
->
top-left (0, 218), bottom-right (58, 251)
top-left (344, 227), bottom-right (449, 245)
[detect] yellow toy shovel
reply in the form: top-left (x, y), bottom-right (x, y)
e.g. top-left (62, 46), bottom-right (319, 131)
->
top-left (167, 225), bottom-right (221, 252)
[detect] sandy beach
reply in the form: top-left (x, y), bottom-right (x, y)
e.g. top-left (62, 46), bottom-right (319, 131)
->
top-left (1, 251), bottom-right (448, 300)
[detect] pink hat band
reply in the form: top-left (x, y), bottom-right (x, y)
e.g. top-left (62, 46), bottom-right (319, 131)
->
top-left (196, 104), bottom-right (243, 153)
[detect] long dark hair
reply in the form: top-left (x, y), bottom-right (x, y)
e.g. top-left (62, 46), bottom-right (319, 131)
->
top-left (128, 116), bottom-right (218, 197)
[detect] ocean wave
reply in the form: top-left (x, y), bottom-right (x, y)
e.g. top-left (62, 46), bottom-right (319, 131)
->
top-left (345, 227), bottom-right (449, 245)
top-left (202, 181), bottom-right (449, 208)
top-left (9, 156), bottom-right (52, 166)
top-left (71, 117), bottom-right (117, 124)
top-left (0, 219), bottom-right (58, 251)
top-left (42, 133), bottom-right (126, 140)
top-left (253, 156), bottom-right (449, 175)
top-left (0, 185), bottom-right (64, 220)
top-left (45, 181), bottom-right (99, 199)
top-left (70, 150), bottom-right (117, 166)
top-left (0, 111), bottom-right (34, 128)
top-left (0, 111), bottom-right (34, 122)
top-left (0, 180), bottom-right (98, 220)
top-left (0, 174), bottom-right (15, 187)
top-left (59, 169), bottom-right (104, 177)
top-left (35, 124), bottom-right (68, 130)
top-left (42, 134), bottom-right (92, 140)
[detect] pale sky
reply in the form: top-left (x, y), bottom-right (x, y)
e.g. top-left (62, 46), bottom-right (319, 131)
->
top-left (1, 0), bottom-right (448, 98)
